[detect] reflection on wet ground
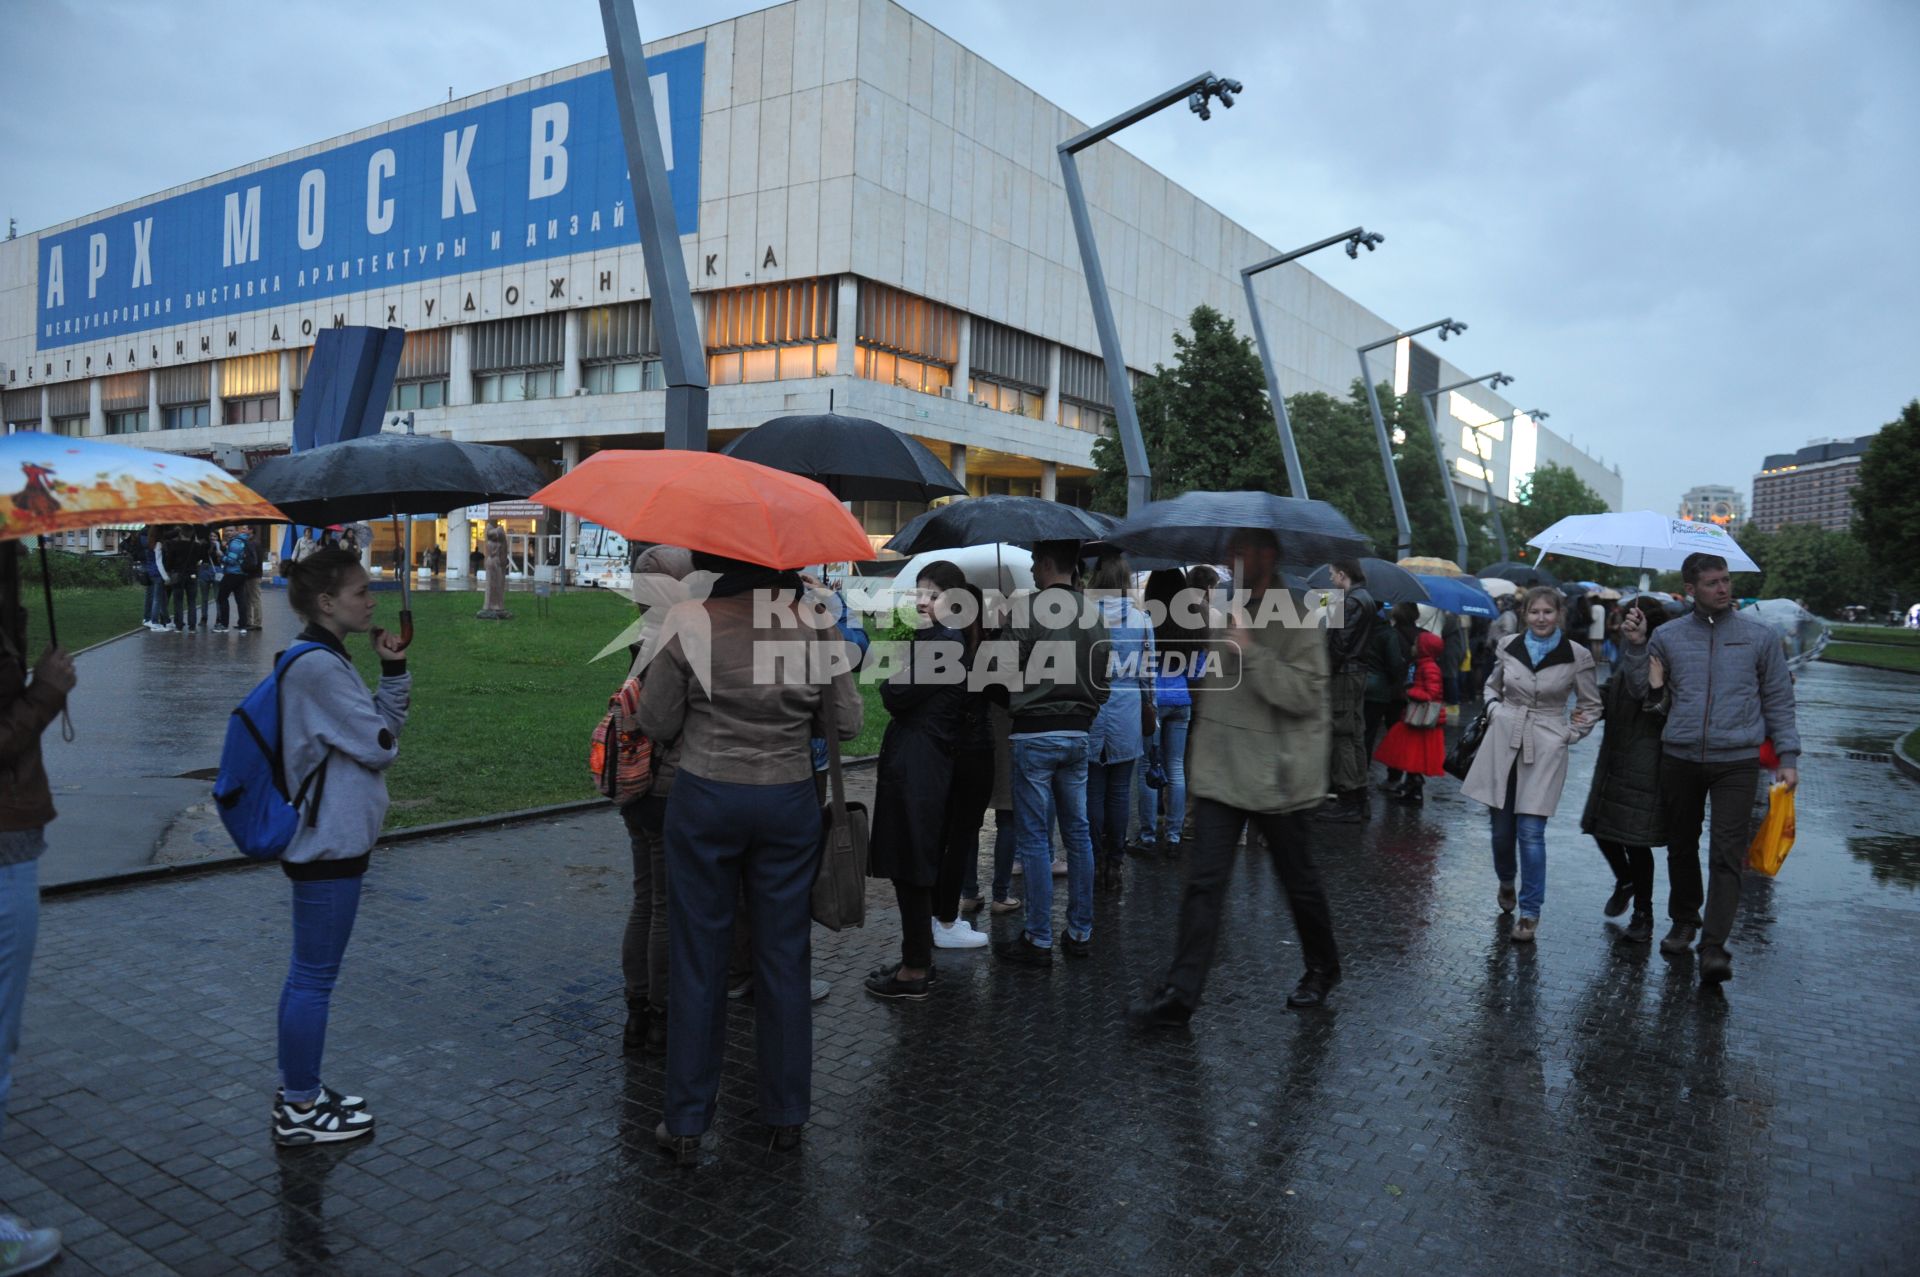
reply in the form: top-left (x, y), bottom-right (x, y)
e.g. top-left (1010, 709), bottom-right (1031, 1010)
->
top-left (1, 663), bottom-right (1916, 1273)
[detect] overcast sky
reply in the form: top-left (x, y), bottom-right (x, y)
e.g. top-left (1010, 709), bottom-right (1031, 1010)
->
top-left (5, 0), bottom-right (1915, 515)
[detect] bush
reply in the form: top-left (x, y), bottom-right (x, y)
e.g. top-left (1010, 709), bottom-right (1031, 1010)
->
top-left (24, 547), bottom-right (129, 590)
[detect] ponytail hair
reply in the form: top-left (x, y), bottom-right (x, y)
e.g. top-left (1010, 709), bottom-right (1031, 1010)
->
top-left (287, 548), bottom-right (365, 622)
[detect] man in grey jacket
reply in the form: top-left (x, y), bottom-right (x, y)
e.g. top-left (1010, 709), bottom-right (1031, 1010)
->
top-left (1619, 552), bottom-right (1798, 986)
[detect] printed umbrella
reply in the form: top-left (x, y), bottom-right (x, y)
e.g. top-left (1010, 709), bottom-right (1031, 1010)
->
top-left (1411, 574), bottom-right (1499, 618)
top-left (1, 431), bottom-right (285, 649)
top-left (720, 413), bottom-right (966, 502)
top-left (1526, 510), bottom-right (1760, 573)
top-left (1396, 555), bottom-right (1471, 578)
top-left (1304, 557), bottom-right (1430, 608)
top-left (243, 432), bottom-right (548, 645)
top-left (530, 450), bottom-right (873, 569)
top-left (1104, 491), bottom-right (1370, 572)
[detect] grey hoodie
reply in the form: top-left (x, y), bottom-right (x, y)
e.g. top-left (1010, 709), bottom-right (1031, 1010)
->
top-left (279, 626), bottom-right (411, 867)
top-left (1619, 606), bottom-right (1799, 768)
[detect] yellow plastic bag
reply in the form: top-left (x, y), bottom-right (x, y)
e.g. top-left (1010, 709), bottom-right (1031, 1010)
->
top-left (1747, 782), bottom-right (1796, 876)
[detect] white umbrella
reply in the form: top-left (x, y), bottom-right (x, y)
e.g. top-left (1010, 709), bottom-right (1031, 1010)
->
top-left (1526, 511), bottom-right (1759, 573)
top-left (1478, 576), bottom-right (1519, 597)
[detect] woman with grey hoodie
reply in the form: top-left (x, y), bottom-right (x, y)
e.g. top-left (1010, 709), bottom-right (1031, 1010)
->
top-left (270, 548), bottom-right (412, 1146)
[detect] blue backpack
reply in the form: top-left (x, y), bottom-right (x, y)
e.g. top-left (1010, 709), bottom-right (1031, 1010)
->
top-left (213, 642), bottom-right (337, 859)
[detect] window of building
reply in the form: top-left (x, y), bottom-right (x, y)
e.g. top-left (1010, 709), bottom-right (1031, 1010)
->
top-left (157, 364), bottom-right (211, 430)
top-left (383, 329), bottom-right (451, 411)
top-left (3, 388), bottom-right (39, 432)
top-left (969, 317), bottom-right (1048, 418)
top-left (1056, 347), bottom-right (1113, 434)
top-left (224, 395), bottom-right (278, 424)
top-left (704, 278), bottom-right (838, 385)
top-left (851, 499), bottom-right (930, 537)
top-left (107, 409), bottom-right (149, 435)
top-left (969, 379), bottom-right (1044, 420)
top-left (855, 281), bottom-right (956, 395)
top-left (99, 371), bottom-right (146, 430)
top-left (52, 415), bottom-right (88, 437)
top-left (163, 403), bottom-right (212, 430)
top-left (964, 474), bottom-right (1038, 498)
top-left (580, 301), bottom-right (664, 393)
top-left (389, 379), bottom-right (448, 410)
top-left (472, 314), bottom-right (564, 403)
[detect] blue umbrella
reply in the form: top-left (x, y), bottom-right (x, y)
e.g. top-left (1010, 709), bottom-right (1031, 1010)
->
top-left (1414, 573), bottom-right (1498, 618)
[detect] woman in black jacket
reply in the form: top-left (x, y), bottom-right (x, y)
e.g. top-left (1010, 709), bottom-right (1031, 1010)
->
top-left (1580, 596), bottom-right (1671, 945)
top-left (865, 561), bottom-right (974, 1001)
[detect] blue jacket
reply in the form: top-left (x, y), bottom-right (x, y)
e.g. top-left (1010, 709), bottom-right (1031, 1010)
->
top-left (811, 591), bottom-right (871, 771)
top-left (1088, 597), bottom-right (1157, 764)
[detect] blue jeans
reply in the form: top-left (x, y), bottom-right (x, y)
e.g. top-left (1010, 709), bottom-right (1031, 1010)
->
top-left (1135, 704), bottom-right (1190, 845)
top-left (663, 770), bottom-right (819, 1136)
top-left (1489, 770), bottom-right (1547, 918)
top-left (278, 875), bottom-right (364, 1104)
top-left (1087, 758), bottom-right (1136, 862)
top-left (1010, 734), bottom-right (1094, 948)
top-left (144, 576), bottom-right (168, 624)
top-left (0, 846), bottom-right (43, 1143)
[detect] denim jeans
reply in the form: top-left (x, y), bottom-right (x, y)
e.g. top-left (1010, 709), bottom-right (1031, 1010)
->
top-left (1135, 704), bottom-right (1190, 845)
top-left (620, 795), bottom-right (669, 1013)
top-left (144, 576), bottom-right (168, 624)
top-left (1087, 758), bottom-right (1136, 863)
top-left (1009, 733), bottom-right (1094, 948)
top-left (0, 845), bottom-right (43, 1143)
top-left (1489, 770), bottom-right (1548, 918)
top-left (278, 875), bottom-right (365, 1104)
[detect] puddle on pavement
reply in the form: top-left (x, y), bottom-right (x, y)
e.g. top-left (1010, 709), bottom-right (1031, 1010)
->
top-left (1850, 836), bottom-right (1920, 890)
top-left (1835, 733), bottom-right (1897, 755)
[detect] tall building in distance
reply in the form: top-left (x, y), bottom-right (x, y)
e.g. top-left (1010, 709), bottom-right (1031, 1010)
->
top-left (1678, 483), bottom-right (1743, 530)
top-left (1749, 435), bottom-right (1876, 533)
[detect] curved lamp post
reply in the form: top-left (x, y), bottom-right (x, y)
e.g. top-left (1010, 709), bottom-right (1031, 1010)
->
top-left (1357, 318), bottom-right (1466, 559)
top-left (1242, 228), bottom-right (1383, 498)
top-left (1060, 74), bottom-right (1242, 513)
top-left (1417, 370), bottom-right (1511, 565)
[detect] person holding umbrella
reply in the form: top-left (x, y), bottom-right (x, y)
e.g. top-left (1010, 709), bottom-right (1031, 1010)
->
top-left (1580, 595), bottom-right (1672, 945)
top-left (0, 541), bottom-right (73, 1271)
top-left (1130, 527), bottom-right (1342, 1027)
top-left (1318, 559), bottom-right (1377, 824)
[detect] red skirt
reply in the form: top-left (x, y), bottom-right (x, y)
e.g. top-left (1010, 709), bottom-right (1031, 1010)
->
top-left (1374, 720), bottom-right (1446, 776)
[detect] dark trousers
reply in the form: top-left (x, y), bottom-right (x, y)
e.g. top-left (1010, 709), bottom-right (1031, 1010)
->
top-left (216, 576), bottom-right (245, 627)
top-left (1363, 700), bottom-right (1400, 766)
top-left (169, 579), bottom-right (199, 629)
top-left (962, 811), bottom-right (1018, 904)
top-left (662, 771), bottom-right (819, 1136)
top-left (1086, 758), bottom-right (1137, 865)
top-left (1164, 800), bottom-right (1339, 1007)
top-left (936, 747), bottom-right (994, 921)
top-left (894, 882), bottom-right (935, 969)
top-left (1662, 757), bottom-right (1760, 950)
top-left (1594, 837), bottom-right (1654, 916)
top-left (620, 795), bottom-right (669, 1013)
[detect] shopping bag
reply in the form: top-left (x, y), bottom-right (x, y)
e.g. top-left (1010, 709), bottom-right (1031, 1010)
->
top-left (1747, 782), bottom-right (1795, 877)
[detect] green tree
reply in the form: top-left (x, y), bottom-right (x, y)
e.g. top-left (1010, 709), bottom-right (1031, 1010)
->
top-left (1090, 304), bottom-right (1283, 513)
top-left (1502, 461), bottom-right (1616, 579)
top-left (1288, 387), bottom-right (1392, 549)
top-left (1852, 399), bottom-right (1920, 609)
top-left (1739, 523), bottom-right (1874, 616)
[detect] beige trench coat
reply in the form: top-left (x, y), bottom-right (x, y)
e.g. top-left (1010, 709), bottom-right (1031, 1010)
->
top-left (1460, 634), bottom-right (1601, 817)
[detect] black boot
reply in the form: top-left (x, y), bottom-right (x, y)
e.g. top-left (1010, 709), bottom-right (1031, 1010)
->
top-left (1127, 985), bottom-right (1195, 1030)
top-left (622, 998), bottom-right (648, 1053)
top-left (1286, 967), bottom-right (1340, 1009)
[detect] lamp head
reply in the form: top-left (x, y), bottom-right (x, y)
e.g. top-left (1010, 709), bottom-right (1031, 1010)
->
top-left (1438, 319), bottom-right (1467, 341)
top-left (1489, 373), bottom-right (1513, 390)
top-left (1345, 229), bottom-right (1384, 259)
top-left (1527, 409), bottom-right (1548, 422)
top-left (1189, 75), bottom-right (1243, 121)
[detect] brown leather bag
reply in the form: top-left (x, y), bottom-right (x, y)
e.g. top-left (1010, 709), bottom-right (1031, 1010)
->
top-left (810, 671), bottom-right (869, 931)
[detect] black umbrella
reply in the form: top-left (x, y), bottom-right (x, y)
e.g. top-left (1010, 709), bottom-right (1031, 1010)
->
top-left (1104, 491), bottom-right (1370, 570)
top-left (883, 495), bottom-right (1112, 555)
top-left (1477, 560), bottom-right (1559, 589)
top-left (1304, 557), bottom-right (1431, 608)
top-left (721, 413), bottom-right (965, 502)
top-left (243, 432), bottom-right (548, 644)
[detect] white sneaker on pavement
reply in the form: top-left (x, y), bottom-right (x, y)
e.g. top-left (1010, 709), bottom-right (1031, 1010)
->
top-left (0, 1215), bottom-right (61, 1276)
top-left (932, 919), bottom-right (989, 949)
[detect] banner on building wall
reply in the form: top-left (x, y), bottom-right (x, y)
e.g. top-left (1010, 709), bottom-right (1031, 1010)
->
top-left (34, 43), bottom-right (704, 351)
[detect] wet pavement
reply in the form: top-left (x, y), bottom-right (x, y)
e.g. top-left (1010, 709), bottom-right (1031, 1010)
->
top-left (3, 660), bottom-right (1917, 1274)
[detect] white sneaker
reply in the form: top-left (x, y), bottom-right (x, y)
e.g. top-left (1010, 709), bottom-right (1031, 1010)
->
top-left (273, 1093), bottom-right (375, 1146)
top-left (932, 919), bottom-right (989, 949)
top-left (0, 1215), bottom-right (60, 1276)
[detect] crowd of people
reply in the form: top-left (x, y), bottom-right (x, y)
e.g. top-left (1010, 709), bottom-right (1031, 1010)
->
top-left (0, 528), bottom-right (1801, 1226)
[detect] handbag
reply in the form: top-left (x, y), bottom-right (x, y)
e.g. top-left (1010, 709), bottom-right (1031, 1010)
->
top-left (1746, 783), bottom-right (1795, 876)
top-left (1403, 699), bottom-right (1443, 730)
top-left (811, 668), bottom-right (870, 931)
top-left (1444, 703), bottom-right (1494, 780)
top-left (1142, 744), bottom-right (1168, 791)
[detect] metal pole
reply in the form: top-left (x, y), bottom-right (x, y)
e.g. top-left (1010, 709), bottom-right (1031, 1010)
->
top-left (1457, 405), bottom-right (1522, 563)
top-left (1356, 317), bottom-right (1462, 562)
top-left (1060, 73), bottom-right (1238, 514)
top-left (1418, 372), bottom-right (1505, 568)
top-left (1242, 228), bottom-right (1379, 500)
top-left (599, 0), bottom-right (708, 451)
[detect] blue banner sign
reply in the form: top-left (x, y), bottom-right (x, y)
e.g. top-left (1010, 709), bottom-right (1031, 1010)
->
top-left (35, 43), bottom-right (703, 350)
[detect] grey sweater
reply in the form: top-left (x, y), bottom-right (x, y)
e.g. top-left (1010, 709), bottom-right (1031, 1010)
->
top-left (279, 628), bottom-right (411, 868)
top-left (1619, 606), bottom-right (1799, 768)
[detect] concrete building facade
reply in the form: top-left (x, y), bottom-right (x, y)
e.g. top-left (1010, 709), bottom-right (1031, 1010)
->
top-left (1, 0), bottom-right (1620, 568)
top-left (1750, 435), bottom-right (1875, 534)
top-left (1678, 483), bottom-right (1743, 531)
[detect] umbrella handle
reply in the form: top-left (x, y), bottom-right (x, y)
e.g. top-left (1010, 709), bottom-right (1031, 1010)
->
top-left (397, 609), bottom-right (414, 651)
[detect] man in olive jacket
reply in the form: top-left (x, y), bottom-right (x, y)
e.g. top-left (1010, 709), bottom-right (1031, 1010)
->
top-left (1130, 528), bottom-right (1340, 1028)
top-left (0, 542), bottom-right (75, 1269)
top-left (1619, 552), bottom-right (1799, 985)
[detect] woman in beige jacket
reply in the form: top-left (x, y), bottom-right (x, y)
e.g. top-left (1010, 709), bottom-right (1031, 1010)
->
top-left (1460, 586), bottom-right (1602, 942)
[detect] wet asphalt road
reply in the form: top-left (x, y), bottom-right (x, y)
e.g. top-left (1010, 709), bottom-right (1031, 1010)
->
top-left (2, 659), bottom-right (1916, 1273)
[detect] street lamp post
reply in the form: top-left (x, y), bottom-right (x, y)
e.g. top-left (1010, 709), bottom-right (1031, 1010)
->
top-left (1416, 370), bottom-right (1512, 567)
top-left (1357, 318), bottom-right (1466, 560)
top-left (1060, 73), bottom-right (1242, 514)
top-left (1452, 405), bottom-right (1545, 563)
top-left (1242, 228), bottom-right (1383, 499)
top-left (600, 0), bottom-right (709, 451)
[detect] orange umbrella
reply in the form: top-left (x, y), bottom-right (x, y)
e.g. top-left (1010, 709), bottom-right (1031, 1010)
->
top-left (530, 450), bottom-right (873, 569)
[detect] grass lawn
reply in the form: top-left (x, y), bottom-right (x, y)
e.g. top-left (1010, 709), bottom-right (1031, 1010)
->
top-left (1831, 625), bottom-right (1920, 648)
top-left (1821, 641), bottom-right (1920, 675)
top-left (25, 586), bottom-right (146, 655)
top-left (1904, 726), bottom-right (1920, 761)
top-left (338, 590), bottom-right (893, 829)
